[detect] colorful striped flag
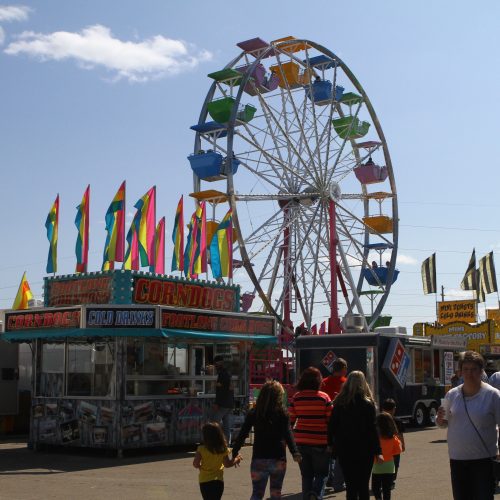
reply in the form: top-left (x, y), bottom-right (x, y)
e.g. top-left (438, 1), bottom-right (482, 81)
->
top-left (45, 194), bottom-right (59, 274)
top-left (171, 195), bottom-right (184, 272)
top-left (154, 217), bottom-right (165, 274)
top-left (184, 202), bottom-right (207, 278)
top-left (102, 181), bottom-right (126, 270)
top-left (123, 212), bottom-right (140, 270)
top-left (12, 272), bottom-right (33, 310)
top-left (137, 186), bottom-right (156, 267)
top-left (123, 187), bottom-right (156, 269)
top-left (209, 209), bottom-right (233, 279)
top-left (75, 185), bottom-right (90, 273)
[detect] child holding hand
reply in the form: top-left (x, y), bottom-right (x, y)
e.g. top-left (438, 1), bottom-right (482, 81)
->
top-left (381, 398), bottom-right (405, 488)
top-left (371, 412), bottom-right (402, 500)
top-left (193, 422), bottom-right (242, 500)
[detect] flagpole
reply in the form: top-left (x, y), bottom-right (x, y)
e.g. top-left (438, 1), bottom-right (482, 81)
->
top-left (435, 289), bottom-right (439, 325)
top-left (180, 195), bottom-right (185, 279)
top-left (153, 186), bottom-right (157, 273)
top-left (122, 180), bottom-right (126, 269)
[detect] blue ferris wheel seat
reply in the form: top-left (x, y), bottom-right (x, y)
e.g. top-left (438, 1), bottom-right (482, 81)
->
top-left (362, 267), bottom-right (399, 286)
top-left (305, 80), bottom-right (344, 105)
top-left (188, 151), bottom-right (240, 182)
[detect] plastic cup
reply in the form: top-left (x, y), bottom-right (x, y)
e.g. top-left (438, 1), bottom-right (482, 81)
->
top-left (440, 398), bottom-right (450, 420)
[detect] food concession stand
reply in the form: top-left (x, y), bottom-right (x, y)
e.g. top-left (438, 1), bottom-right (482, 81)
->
top-left (1, 270), bottom-right (276, 453)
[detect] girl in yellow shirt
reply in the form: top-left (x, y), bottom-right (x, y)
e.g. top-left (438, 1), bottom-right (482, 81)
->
top-left (193, 422), bottom-right (241, 500)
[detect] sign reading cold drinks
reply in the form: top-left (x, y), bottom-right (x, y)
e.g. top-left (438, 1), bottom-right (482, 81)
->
top-left (85, 307), bottom-right (156, 328)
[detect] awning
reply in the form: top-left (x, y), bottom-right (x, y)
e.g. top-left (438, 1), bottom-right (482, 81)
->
top-left (162, 328), bottom-right (277, 344)
top-left (2, 328), bottom-right (277, 345)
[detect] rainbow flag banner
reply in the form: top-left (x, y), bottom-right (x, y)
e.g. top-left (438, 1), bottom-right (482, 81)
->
top-left (124, 186), bottom-right (156, 270)
top-left (210, 209), bottom-right (233, 279)
top-left (102, 181), bottom-right (126, 270)
top-left (184, 202), bottom-right (206, 278)
top-left (154, 217), bottom-right (165, 274)
top-left (123, 212), bottom-right (140, 270)
top-left (137, 187), bottom-right (156, 267)
top-left (75, 185), bottom-right (90, 273)
top-left (45, 194), bottom-right (59, 274)
top-left (12, 272), bottom-right (33, 310)
top-left (171, 195), bottom-right (184, 272)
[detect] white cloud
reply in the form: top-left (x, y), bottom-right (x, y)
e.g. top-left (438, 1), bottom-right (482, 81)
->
top-left (445, 288), bottom-right (475, 299)
top-left (0, 5), bottom-right (31, 22)
top-left (396, 254), bottom-right (418, 266)
top-left (0, 26), bottom-right (4, 45)
top-left (4, 24), bottom-right (213, 82)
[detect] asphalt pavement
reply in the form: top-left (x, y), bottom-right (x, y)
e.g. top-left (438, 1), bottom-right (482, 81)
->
top-left (0, 426), bottom-right (485, 499)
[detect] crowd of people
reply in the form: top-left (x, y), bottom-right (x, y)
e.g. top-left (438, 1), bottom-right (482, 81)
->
top-left (195, 350), bottom-right (500, 500)
top-left (196, 356), bottom-right (405, 500)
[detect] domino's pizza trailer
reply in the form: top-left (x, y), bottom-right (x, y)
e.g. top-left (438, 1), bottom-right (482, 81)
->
top-left (296, 330), bottom-right (466, 427)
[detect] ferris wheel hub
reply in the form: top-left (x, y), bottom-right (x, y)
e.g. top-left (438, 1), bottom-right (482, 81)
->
top-left (329, 182), bottom-right (342, 201)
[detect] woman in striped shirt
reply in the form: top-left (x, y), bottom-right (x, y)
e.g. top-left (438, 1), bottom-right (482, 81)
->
top-left (289, 367), bottom-right (332, 500)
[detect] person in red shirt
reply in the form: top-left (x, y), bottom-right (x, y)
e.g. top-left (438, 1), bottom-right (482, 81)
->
top-left (321, 358), bottom-right (347, 400)
top-left (289, 367), bottom-right (332, 499)
top-left (321, 358), bottom-right (347, 492)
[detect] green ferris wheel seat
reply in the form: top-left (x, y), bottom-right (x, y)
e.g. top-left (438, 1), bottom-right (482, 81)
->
top-left (207, 97), bottom-right (236, 123)
top-left (332, 116), bottom-right (370, 139)
top-left (207, 98), bottom-right (257, 124)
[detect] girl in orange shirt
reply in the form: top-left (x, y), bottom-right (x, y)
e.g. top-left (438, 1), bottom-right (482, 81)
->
top-left (371, 412), bottom-right (402, 500)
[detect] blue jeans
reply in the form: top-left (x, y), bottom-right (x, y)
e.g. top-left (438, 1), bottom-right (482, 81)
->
top-left (208, 405), bottom-right (232, 443)
top-left (298, 445), bottom-right (330, 499)
top-left (329, 458), bottom-right (345, 489)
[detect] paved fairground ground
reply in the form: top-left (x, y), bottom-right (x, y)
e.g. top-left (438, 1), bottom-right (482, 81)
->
top-left (0, 426), bottom-right (498, 499)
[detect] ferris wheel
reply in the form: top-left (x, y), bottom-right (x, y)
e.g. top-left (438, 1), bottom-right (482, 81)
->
top-left (188, 36), bottom-right (398, 334)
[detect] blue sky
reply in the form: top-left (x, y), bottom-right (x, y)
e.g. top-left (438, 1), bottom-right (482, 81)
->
top-left (1, 1), bottom-right (500, 331)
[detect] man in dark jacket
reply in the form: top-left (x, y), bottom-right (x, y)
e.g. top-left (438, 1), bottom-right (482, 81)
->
top-left (209, 355), bottom-right (234, 442)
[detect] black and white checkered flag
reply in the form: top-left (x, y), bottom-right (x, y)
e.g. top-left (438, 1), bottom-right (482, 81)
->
top-left (421, 253), bottom-right (436, 295)
top-left (460, 249), bottom-right (477, 290)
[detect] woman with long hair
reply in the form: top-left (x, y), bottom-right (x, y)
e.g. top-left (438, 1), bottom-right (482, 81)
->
top-left (328, 371), bottom-right (382, 500)
top-left (289, 367), bottom-right (332, 500)
top-left (231, 381), bottom-right (301, 499)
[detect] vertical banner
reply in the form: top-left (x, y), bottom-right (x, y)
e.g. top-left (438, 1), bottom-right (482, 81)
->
top-left (444, 351), bottom-right (454, 385)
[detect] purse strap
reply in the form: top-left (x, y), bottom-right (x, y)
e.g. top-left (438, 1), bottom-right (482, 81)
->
top-left (461, 387), bottom-right (492, 457)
